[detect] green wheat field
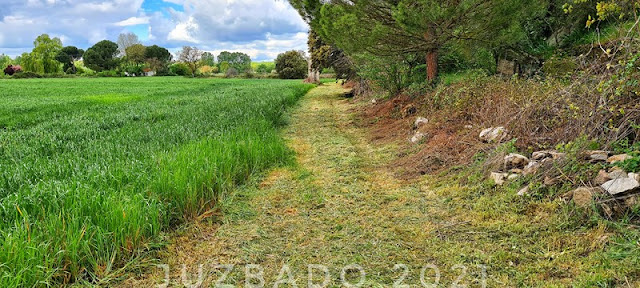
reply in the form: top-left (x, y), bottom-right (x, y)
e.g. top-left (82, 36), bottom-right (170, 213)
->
top-left (0, 77), bottom-right (313, 286)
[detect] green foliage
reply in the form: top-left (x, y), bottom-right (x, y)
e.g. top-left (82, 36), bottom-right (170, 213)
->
top-left (170, 63), bottom-right (190, 76)
top-left (145, 45), bottom-right (172, 63)
top-left (201, 52), bottom-right (215, 67)
top-left (0, 78), bottom-right (313, 287)
top-left (11, 71), bottom-right (43, 79)
top-left (254, 62), bottom-right (275, 73)
top-left (55, 46), bottom-right (83, 74)
top-left (83, 40), bottom-right (120, 72)
top-left (0, 54), bottom-right (11, 69)
top-left (217, 51), bottom-right (252, 73)
top-left (125, 44), bottom-right (146, 64)
top-left (543, 57), bottom-right (578, 77)
top-left (275, 50), bottom-right (308, 79)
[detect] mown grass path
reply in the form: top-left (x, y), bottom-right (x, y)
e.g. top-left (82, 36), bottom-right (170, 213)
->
top-left (121, 83), bottom-right (632, 287)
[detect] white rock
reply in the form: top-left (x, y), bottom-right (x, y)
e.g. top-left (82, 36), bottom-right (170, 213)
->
top-left (523, 161), bottom-right (541, 175)
top-left (608, 167), bottom-right (628, 179)
top-left (410, 132), bottom-right (426, 144)
top-left (464, 125), bottom-right (473, 129)
top-left (601, 178), bottom-right (640, 195)
top-left (479, 127), bottom-right (507, 143)
top-left (490, 172), bottom-right (508, 186)
top-left (531, 151), bottom-right (552, 161)
top-left (517, 186), bottom-right (530, 196)
top-left (508, 174), bottom-right (520, 180)
top-left (371, 99), bottom-right (377, 104)
top-left (414, 117), bottom-right (429, 128)
top-left (504, 153), bottom-right (529, 169)
top-left (629, 173), bottom-right (640, 182)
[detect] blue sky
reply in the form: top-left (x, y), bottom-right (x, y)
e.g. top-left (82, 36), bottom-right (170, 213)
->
top-left (0, 0), bottom-right (308, 61)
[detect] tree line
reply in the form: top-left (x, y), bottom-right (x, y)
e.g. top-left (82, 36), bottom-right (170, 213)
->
top-left (288, 0), bottom-right (639, 92)
top-left (0, 33), bottom-right (263, 78)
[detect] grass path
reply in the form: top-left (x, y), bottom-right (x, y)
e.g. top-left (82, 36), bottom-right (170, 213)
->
top-left (120, 83), bottom-right (631, 287)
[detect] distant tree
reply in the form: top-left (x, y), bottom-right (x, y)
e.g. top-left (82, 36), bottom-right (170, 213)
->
top-left (217, 51), bottom-right (252, 73)
top-left (30, 34), bottom-right (63, 74)
top-left (55, 46), bottom-right (84, 74)
top-left (256, 63), bottom-right (274, 73)
top-left (84, 40), bottom-right (119, 72)
top-left (144, 45), bottom-right (172, 73)
top-left (178, 46), bottom-right (203, 77)
top-left (201, 52), bottom-right (215, 67)
top-left (145, 45), bottom-right (172, 62)
top-left (125, 44), bottom-right (146, 65)
top-left (0, 54), bottom-right (11, 70)
top-left (219, 61), bottom-right (230, 73)
top-left (117, 33), bottom-right (140, 56)
top-left (178, 46), bottom-right (202, 77)
top-left (275, 50), bottom-right (308, 79)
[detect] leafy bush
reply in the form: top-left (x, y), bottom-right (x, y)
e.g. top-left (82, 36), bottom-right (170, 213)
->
top-left (170, 63), bottom-right (190, 76)
top-left (225, 67), bottom-right (239, 78)
top-left (96, 70), bottom-right (119, 77)
top-left (275, 50), bottom-right (308, 79)
top-left (12, 71), bottom-right (42, 79)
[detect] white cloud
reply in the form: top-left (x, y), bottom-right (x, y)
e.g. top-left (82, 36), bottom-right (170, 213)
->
top-left (114, 16), bottom-right (150, 26)
top-left (0, 0), bottom-right (308, 60)
top-left (168, 16), bottom-right (199, 43)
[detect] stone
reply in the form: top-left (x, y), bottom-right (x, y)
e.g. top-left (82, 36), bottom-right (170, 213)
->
top-left (608, 167), bottom-right (628, 180)
top-left (523, 161), bottom-right (541, 175)
top-left (371, 99), bottom-right (377, 104)
top-left (490, 172), bottom-right (508, 186)
top-left (571, 187), bottom-right (603, 208)
top-left (479, 127), bottom-right (507, 143)
top-left (504, 153), bottom-right (529, 170)
top-left (594, 170), bottom-right (612, 185)
top-left (586, 150), bottom-right (610, 162)
top-left (607, 154), bottom-right (632, 164)
top-left (414, 117), bottom-right (429, 129)
top-left (601, 178), bottom-right (640, 195)
top-left (531, 151), bottom-right (552, 161)
top-left (410, 132), bottom-right (426, 144)
top-left (508, 174), bottom-right (520, 180)
top-left (517, 186), bottom-right (530, 196)
top-left (464, 125), bottom-right (473, 129)
top-left (532, 150), bottom-right (566, 161)
top-left (629, 173), bottom-right (640, 182)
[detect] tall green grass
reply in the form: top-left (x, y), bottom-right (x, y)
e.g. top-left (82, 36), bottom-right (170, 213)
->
top-left (0, 77), bottom-right (313, 286)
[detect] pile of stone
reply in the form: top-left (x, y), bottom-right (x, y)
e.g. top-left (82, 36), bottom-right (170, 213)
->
top-left (488, 148), bottom-right (639, 212)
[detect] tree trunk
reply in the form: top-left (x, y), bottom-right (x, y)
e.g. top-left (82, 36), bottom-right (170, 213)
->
top-left (424, 28), bottom-right (438, 82)
top-left (305, 59), bottom-right (320, 83)
top-left (426, 50), bottom-right (438, 82)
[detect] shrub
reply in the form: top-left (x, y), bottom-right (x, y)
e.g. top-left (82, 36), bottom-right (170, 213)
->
top-left (199, 65), bottom-right (214, 75)
top-left (225, 67), bottom-right (239, 78)
top-left (96, 70), bottom-right (119, 77)
top-left (12, 71), bottom-right (42, 79)
top-left (170, 63), bottom-right (190, 76)
top-left (275, 50), bottom-right (308, 79)
top-left (244, 71), bottom-right (255, 79)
